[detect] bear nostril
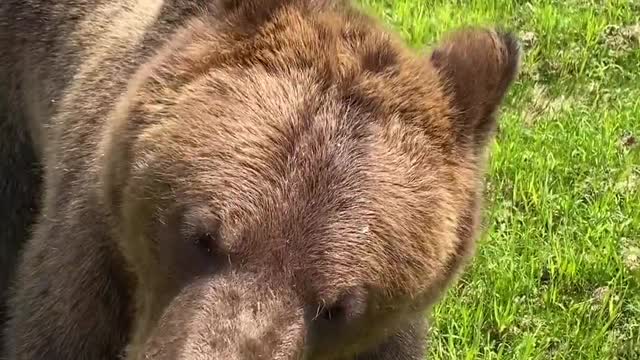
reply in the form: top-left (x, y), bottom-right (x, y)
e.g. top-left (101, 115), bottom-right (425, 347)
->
top-left (306, 288), bottom-right (370, 354)
top-left (313, 287), bottom-right (367, 324)
top-left (317, 303), bottom-right (345, 321)
top-left (193, 233), bottom-right (214, 254)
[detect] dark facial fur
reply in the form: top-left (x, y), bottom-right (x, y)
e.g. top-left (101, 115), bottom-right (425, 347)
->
top-left (0, 0), bottom-right (520, 359)
top-left (0, 84), bottom-right (43, 357)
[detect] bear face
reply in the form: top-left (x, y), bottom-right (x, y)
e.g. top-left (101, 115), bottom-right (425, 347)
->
top-left (97, 4), bottom-right (520, 359)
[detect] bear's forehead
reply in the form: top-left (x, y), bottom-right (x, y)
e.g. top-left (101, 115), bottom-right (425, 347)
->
top-left (158, 71), bottom-right (444, 217)
top-left (141, 59), bottom-right (458, 254)
top-left (169, 95), bottom-right (378, 236)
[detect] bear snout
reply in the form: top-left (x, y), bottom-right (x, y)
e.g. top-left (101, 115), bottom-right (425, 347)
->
top-left (132, 273), bottom-right (306, 360)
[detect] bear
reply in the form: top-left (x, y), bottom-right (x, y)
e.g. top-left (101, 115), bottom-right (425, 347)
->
top-left (0, 0), bottom-right (521, 359)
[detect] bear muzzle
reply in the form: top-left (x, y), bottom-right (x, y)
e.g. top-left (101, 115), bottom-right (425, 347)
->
top-left (131, 272), bottom-right (307, 360)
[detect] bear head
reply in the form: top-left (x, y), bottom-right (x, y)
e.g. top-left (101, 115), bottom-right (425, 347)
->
top-left (100, 1), bottom-right (520, 359)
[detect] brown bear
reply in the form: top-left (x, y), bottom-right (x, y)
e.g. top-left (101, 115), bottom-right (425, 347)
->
top-left (0, 0), bottom-right (521, 359)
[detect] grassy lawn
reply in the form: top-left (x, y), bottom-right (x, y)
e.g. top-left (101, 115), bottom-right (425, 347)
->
top-left (358, 0), bottom-right (640, 359)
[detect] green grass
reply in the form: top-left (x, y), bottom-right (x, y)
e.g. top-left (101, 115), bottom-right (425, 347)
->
top-left (358, 0), bottom-right (640, 358)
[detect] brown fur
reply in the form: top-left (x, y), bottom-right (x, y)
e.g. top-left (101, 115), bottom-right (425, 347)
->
top-left (0, 0), bottom-right (520, 359)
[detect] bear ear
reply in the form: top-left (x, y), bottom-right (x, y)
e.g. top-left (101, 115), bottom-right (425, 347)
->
top-left (430, 28), bottom-right (521, 147)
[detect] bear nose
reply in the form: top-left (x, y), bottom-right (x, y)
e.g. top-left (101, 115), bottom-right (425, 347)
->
top-left (135, 273), bottom-right (307, 360)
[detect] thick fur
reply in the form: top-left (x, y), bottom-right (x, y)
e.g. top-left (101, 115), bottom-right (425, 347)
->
top-left (0, 0), bottom-right (520, 359)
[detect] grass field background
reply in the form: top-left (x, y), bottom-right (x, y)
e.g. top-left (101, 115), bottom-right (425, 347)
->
top-left (358, 0), bottom-right (640, 358)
